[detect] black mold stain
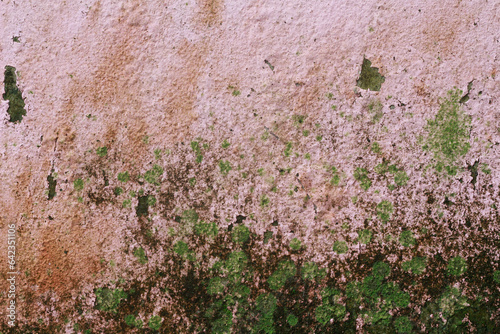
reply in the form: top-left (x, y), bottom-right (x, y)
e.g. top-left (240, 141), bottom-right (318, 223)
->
top-left (3, 65), bottom-right (26, 123)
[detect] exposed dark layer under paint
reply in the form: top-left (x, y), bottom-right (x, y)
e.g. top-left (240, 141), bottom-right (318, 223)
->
top-left (47, 172), bottom-right (57, 200)
top-left (356, 58), bottom-right (385, 91)
top-left (3, 65), bottom-right (26, 123)
top-left (136, 195), bottom-right (149, 217)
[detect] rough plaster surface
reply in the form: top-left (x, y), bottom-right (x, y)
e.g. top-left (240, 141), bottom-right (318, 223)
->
top-left (0, 0), bottom-right (499, 332)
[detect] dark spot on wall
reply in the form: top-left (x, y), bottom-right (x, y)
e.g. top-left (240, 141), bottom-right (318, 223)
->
top-left (47, 171), bottom-right (57, 200)
top-left (356, 58), bottom-right (385, 91)
top-left (3, 65), bottom-right (26, 123)
top-left (468, 160), bottom-right (479, 187)
top-left (235, 215), bottom-right (246, 224)
top-left (136, 195), bottom-right (149, 217)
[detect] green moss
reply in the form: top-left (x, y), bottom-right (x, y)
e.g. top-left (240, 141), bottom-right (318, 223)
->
top-left (125, 315), bottom-right (143, 329)
top-left (224, 251), bottom-right (248, 276)
top-left (284, 142), bottom-right (293, 157)
top-left (194, 221), bottom-right (218, 237)
top-left (399, 230), bottom-right (415, 247)
top-left (133, 247), bottom-right (148, 264)
top-left (191, 140), bottom-right (204, 163)
top-left (261, 130), bottom-right (270, 141)
top-left (315, 304), bottom-right (346, 325)
top-left (148, 315), bottom-right (162, 331)
top-left (117, 171), bottom-right (130, 182)
top-left (292, 114), bottom-right (307, 126)
top-left (447, 256), bottom-right (467, 276)
top-left (388, 164), bottom-right (399, 174)
top-left (254, 293), bottom-right (277, 333)
top-left (289, 237), bottom-right (302, 250)
top-left (154, 148), bottom-right (162, 160)
top-left (439, 286), bottom-right (469, 319)
top-left (3, 66), bottom-right (26, 123)
top-left (232, 89), bottom-right (240, 96)
top-left (219, 160), bottom-right (232, 176)
top-left (96, 146), bottom-right (108, 157)
top-left (493, 270), bottom-right (500, 284)
top-left (382, 282), bottom-right (410, 308)
top-left (394, 316), bottom-right (412, 333)
top-left (357, 229), bottom-right (372, 244)
top-left (481, 163), bottom-right (491, 174)
top-left (368, 99), bottom-right (384, 123)
top-left (94, 288), bottom-right (127, 313)
top-left (287, 314), bottom-right (298, 326)
top-left (221, 139), bottom-right (230, 149)
top-left (74, 178), bottom-right (84, 191)
top-left (207, 277), bottom-right (225, 295)
top-left (354, 167), bottom-right (371, 190)
top-left (263, 230), bottom-right (273, 244)
top-left (191, 140), bottom-right (200, 152)
top-left (377, 200), bottom-right (393, 223)
top-left (144, 164), bottom-right (163, 185)
top-left (147, 195), bottom-right (156, 206)
top-left (402, 257), bottom-right (427, 275)
top-left (301, 262), bottom-right (326, 281)
top-left (356, 58), bottom-right (385, 91)
top-left (304, 153), bottom-right (311, 160)
top-left (267, 260), bottom-right (296, 290)
top-left (394, 170), bottom-right (409, 186)
top-left (122, 199), bottom-right (131, 208)
top-left (256, 293), bottom-right (277, 314)
top-left (302, 130), bottom-right (310, 137)
top-left (332, 240), bottom-right (348, 254)
top-left (346, 281), bottom-right (363, 303)
top-left (173, 241), bottom-right (190, 256)
top-left (188, 177), bottom-right (196, 186)
top-left (375, 162), bottom-right (389, 175)
top-left (316, 135), bottom-right (323, 142)
top-left (114, 187), bottom-right (123, 196)
top-left (181, 209), bottom-right (199, 224)
top-left (330, 174), bottom-right (341, 186)
top-left (424, 88), bottom-right (471, 174)
top-left (371, 142), bottom-right (381, 154)
top-left (232, 225), bottom-right (250, 244)
top-left (372, 261), bottom-right (391, 279)
top-left (260, 194), bottom-right (270, 207)
top-left (207, 302), bottom-right (233, 334)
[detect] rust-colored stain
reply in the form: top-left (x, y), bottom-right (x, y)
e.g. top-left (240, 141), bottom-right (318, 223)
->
top-left (35, 224), bottom-right (101, 295)
top-left (55, 0), bottom-right (213, 161)
top-left (196, 0), bottom-right (224, 28)
top-left (419, 5), bottom-right (475, 55)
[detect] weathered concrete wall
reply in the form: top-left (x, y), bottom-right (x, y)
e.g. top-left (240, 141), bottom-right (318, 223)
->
top-left (0, 0), bottom-right (499, 332)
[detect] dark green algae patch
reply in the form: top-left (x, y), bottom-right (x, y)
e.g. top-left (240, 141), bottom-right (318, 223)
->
top-left (3, 65), bottom-right (26, 123)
